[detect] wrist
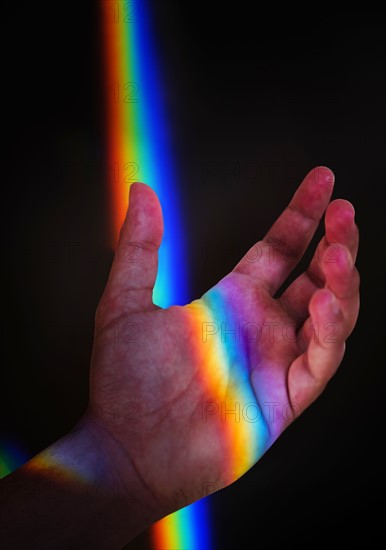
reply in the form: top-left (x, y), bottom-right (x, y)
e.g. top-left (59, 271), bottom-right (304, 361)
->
top-left (19, 416), bottom-right (163, 548)
top-left (75, 412), bottom-right (161, 511)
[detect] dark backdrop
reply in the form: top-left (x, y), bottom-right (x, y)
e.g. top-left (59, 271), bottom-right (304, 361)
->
top-left (1, 2), bottom-right (385, 548)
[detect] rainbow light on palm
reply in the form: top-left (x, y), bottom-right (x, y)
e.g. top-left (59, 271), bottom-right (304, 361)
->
top-left (101, 0), bottom-right (211, 547)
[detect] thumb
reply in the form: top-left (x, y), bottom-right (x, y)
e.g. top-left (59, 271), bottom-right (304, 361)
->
top-left (102, 182), bottom-right (164, 316)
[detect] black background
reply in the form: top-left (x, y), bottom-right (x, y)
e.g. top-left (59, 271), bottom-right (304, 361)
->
top-left (1, 1), bottom-right (385, 548)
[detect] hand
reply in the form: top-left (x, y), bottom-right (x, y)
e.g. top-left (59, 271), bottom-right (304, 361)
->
top-left (84, 166), bottom-right (360, 517)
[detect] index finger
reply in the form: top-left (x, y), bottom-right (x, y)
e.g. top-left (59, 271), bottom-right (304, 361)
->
top-left (233, 166), bottom-right (335, 295)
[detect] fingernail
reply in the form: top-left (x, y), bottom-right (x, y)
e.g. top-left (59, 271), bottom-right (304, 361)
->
top-left (346, 203), bottom-right (356, 221)
top-left (316, 166), bottom-right (335, 185)
top-left (343, 246), bottom-right (354, 269)
top-left (329, 293), bottom-right (340, 316)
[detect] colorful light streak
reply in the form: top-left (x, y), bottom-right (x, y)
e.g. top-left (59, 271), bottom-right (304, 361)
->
top-left (101, 1), bottom-right (211, 548)
top-left (0, 441), bottom-right (29, 480)
top-left (101, 0), bottom-right (187, 308)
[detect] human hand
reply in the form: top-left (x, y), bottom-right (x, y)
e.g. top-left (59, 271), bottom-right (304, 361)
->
top-left (84, 166), bottom-right (359, 519)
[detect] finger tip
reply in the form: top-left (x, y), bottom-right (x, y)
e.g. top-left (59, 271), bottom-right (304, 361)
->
top-left (322, 244), bottom-right (354, 278)
top-left (327, 199), bottom-right (355, 219)
top-left (313, 166), bottom-right (335, 186)
top-left (129, 182), bottom-right (161, 206)
top-left (129, 181), bottom-right (146, 195)
top-left (310, 288), bottom-right (334, 309)
top-left (309, 288), bottom-right (341, 322)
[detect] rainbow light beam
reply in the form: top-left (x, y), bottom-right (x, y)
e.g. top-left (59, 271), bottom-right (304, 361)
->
top-left (101, 1), bottom-right (211, 548)
top-left (0, 440), bottom-right (29, 481)
top-left (101, 0), bottom-right (187, 307)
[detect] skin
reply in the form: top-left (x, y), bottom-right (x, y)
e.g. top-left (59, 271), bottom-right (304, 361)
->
top-left (0, 166), bottom-right (360, 549)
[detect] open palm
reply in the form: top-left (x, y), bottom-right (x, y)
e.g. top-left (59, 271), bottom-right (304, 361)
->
top-left (86, 167), bottom-right (359, 516)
